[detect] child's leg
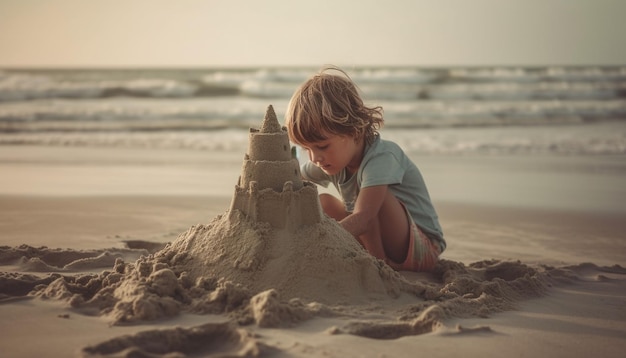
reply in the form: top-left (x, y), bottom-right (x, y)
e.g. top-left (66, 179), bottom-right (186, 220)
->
top-left (364, 190), bottom-right (411, 264)
top-left (318, 193), bottom-right (387, 259)
top-left (359, 191), bottom-right (439, 271)
top-left (318, 193), bottom-right (348, 221)
top-left (318, 191), bottom-right (438, 271)
top-left (398, 220), bottom-right (441, 271)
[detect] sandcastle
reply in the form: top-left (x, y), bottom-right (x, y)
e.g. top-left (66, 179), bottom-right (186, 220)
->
top-left (21, 106), bottom-right (413, 326)
top-left (228, 105), bottom-right (323, 230)
top-left (158, 105), bottom-right (404, 304)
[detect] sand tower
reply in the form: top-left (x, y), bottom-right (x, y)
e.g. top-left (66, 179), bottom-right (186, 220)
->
top-left (229, 105), bottom-right (323, 230)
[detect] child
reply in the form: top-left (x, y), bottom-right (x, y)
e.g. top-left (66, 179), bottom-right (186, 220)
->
top-left (285, 66), bottom-right (446, 272)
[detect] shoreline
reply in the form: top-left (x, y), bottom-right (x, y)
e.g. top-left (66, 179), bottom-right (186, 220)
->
top-left (2, 145), bottom-right (625, 212)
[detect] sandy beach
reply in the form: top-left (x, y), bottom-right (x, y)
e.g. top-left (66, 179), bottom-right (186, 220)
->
top-left (1, 144), bottom-right (625, 357)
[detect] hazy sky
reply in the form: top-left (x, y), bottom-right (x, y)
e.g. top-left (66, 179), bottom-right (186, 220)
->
top-left (1, 0), bottom-right (625, 67)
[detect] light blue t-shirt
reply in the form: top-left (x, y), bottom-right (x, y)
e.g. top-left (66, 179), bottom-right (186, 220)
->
top-left (300, 135), bottom-right (446, 251)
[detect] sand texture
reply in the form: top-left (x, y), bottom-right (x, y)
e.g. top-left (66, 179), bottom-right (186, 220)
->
top-left (0, 112), bottom-right (625, 357)
top-left (1, 240), bottom-right (623, 357)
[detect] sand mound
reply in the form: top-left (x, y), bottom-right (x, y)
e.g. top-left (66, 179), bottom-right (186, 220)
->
top-left (0, 211), bottom-right (567, 330)
top-left (157, 211), bottom-right (408, 305)
top-left (19, 210), bottom-right (417, 325)
top-left (14, 241), bottom-right (562, 329)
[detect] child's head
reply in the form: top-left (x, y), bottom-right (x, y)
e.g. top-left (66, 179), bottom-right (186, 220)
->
top-left (286, 66), bottom-right (384, 146)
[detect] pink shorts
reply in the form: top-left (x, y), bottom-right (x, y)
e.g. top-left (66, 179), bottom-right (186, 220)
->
top-left (392, 204), bottom-right (442, 272)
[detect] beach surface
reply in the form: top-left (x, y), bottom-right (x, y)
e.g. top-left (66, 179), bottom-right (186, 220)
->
top-left (1, 145), bottom-right (625, 357)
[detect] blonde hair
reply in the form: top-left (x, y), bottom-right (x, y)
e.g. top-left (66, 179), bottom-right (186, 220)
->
top-left (286, 66), bottom-right (383, 146)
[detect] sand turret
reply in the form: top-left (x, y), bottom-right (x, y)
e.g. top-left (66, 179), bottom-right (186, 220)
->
top-left (229, 105), bottom-right (322, 230)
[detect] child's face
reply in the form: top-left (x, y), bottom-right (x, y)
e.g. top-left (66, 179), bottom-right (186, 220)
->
top-left (300, 134), bottom-right (363, 175)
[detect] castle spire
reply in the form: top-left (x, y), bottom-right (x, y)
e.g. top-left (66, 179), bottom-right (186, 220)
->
top-left (260, 105), bottom-right (282, 133)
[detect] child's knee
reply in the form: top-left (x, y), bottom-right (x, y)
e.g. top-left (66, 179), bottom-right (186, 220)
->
top-left (319, 193), bottom-right (347, 221)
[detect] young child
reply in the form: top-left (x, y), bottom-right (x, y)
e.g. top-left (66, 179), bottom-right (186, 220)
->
top-left (285, 66), bottom-right (446, 272)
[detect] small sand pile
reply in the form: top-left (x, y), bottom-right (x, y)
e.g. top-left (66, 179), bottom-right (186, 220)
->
top-left (81, 322), bottom-right (272, 358)
top-left (0, 244), bottom-right (150, 272)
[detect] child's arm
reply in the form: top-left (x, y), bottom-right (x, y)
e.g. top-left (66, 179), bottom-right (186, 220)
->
top-left (339, 184), bottom-right (389, 260)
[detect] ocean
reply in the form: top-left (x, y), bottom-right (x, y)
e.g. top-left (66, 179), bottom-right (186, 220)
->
top-left (1, 66), bottom-right (625, 155)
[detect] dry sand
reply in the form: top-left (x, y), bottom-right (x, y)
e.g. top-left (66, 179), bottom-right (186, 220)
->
top-left (0, 145), bottom-right (625, 358)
